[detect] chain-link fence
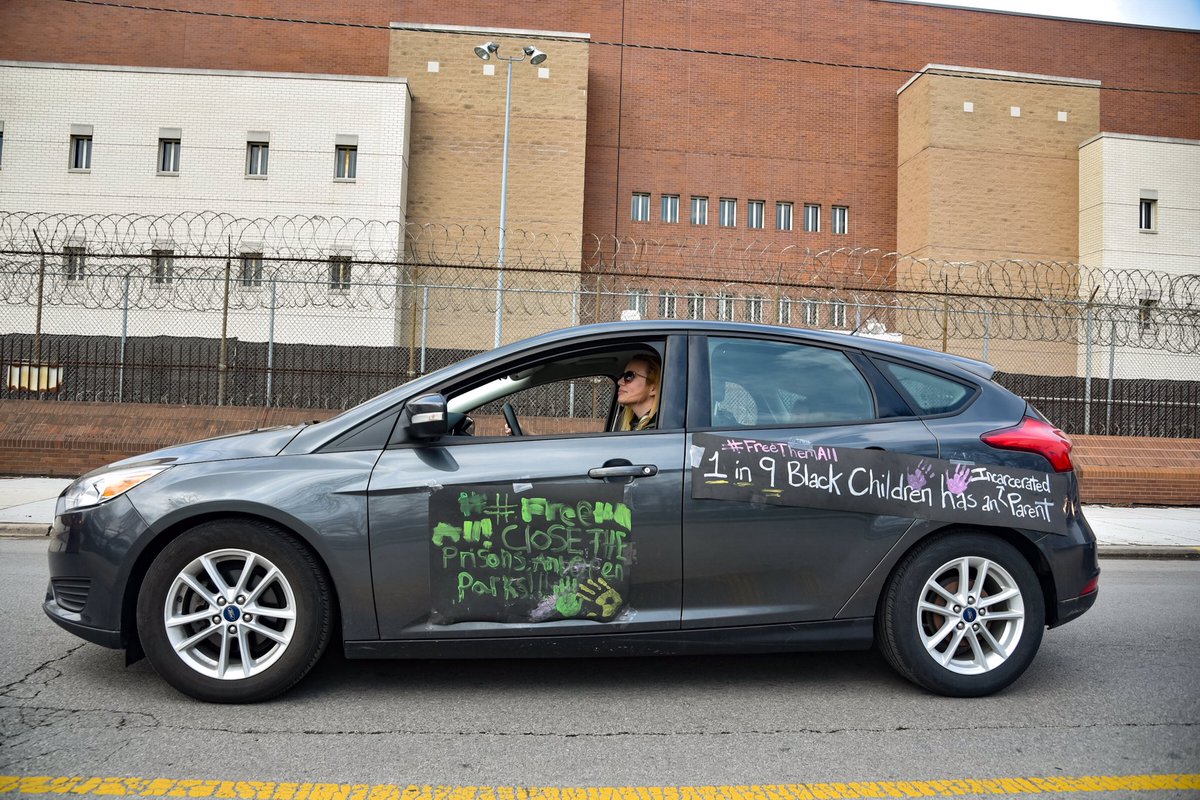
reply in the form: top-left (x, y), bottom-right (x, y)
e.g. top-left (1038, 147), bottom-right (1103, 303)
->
top-left (2, 211), bottom-right (1198, 436)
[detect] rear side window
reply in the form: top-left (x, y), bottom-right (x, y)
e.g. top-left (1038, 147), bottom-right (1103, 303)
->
top-left (877, 361), bottom-right (973, 415)
top-left (708, 337), bottom-right (875, 427)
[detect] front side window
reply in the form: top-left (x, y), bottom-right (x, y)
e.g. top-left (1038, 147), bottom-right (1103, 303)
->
top-left (719, 198), bottom-right (737, 227)
top-left (329, 255), bottom-right (352, 291)
top-left (832, 205), bottom-right (849, 235)
top-left (247, 142), bottom-right (269, 176)
top-left (631, 192), bottom-right (650, 222)
top-left (776, 201), bottom-right (793, 231)
top-left (804, 203), bottom-right (820, 233)
top-left (708, 337), bottom-right (876, 428)
top-left (690, 196), bottom-right (708, 225)
top-left (661, 194), bottom-right (679, 224)
top-left (240, 253), bottom-right (263, 287)
top-left (63, 246), bottom-right (85, 281)
top-left (442, 343), bottom-right (667, 438)
top-left (151, 249), bottom-right (174, 284)
top-left (70, 135), bottom-right (92, 170)
top-left (336, 145), bottom-right (357, 179)
top-left (158, 139), bottom-right (181, 174)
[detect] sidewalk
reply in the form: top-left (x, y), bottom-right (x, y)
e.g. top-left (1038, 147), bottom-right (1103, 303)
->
top-left (0, 477), bottom-right (1197, 558)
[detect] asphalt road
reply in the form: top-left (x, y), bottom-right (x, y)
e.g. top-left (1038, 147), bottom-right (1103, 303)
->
top-left (2, 538), bottom-right (1198, 798)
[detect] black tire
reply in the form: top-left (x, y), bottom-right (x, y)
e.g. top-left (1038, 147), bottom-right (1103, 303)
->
top-left (877, 532), bottom-right (1045, 697)
top-left (136, 519), bottom-right (333, 703)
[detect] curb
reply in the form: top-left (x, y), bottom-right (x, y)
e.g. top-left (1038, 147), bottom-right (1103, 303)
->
top-left (0, 524), bottom-right (50, 539)
top-left (1097, 545), bottom-right (1200, 561)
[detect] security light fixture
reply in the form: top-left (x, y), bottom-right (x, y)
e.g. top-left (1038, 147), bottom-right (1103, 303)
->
top-left (471, 40), bottom-right (552, 346)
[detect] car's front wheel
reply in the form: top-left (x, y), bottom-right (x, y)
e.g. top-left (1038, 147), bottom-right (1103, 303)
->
top-left (136, 519), bottom-right (333, 703)
top-left (877, 532), bottom-right (1045, 697)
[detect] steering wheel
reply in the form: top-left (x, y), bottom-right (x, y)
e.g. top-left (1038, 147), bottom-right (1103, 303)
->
top-left (502, 402), bottom-right (523, 436)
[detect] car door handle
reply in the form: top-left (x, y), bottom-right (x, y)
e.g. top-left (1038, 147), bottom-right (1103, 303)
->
top-left (588, 464), bottom-right (658, 479)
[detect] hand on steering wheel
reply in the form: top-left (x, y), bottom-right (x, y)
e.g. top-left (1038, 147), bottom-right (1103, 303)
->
top-left (502, 402), bottom-right (523, 436)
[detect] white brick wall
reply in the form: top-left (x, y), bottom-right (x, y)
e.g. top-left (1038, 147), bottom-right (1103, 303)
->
top-left (0, 61), bottom-right (412, 346)
top-left (0, 61), bottom-right (410, 221)
top-left (1077, 132), bottom-right (1200, 380)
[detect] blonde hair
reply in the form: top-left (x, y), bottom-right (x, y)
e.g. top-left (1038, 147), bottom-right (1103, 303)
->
top-left (616, 353), bottom-right (661, 431)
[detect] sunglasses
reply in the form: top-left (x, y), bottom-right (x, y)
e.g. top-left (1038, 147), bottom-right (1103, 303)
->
top-left (619, 370), bottom-right (649, 384)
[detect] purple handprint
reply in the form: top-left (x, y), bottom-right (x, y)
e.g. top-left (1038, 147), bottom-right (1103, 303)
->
top-left (906, 460), bottom-right (933, 491)
top-left (946, 464), bottom-right (972, 495)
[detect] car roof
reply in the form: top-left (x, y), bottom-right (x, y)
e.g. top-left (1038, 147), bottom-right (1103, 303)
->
top-left (520, 320), bottom-right (997, 380)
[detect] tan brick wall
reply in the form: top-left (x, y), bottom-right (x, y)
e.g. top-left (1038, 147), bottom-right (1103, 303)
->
top-left (896, 68), bottom-right (1101, 374)
top-left (387, 27), bottom-right (589, 348)
top-left (897, 69), bottom-right (1100, 262)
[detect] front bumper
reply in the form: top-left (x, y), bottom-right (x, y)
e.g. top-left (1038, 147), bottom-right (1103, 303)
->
top-left (43, 589), bottom-right (124, 648)
top-left (43, 492), bottom-right (152, 650)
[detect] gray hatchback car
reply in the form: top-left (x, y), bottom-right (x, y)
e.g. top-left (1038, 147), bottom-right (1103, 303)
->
top-left (45, 321), bottom-right (1098, 702)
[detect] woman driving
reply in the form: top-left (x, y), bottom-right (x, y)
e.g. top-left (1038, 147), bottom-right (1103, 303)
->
top-left (613, 353), bottom-right (661, 431)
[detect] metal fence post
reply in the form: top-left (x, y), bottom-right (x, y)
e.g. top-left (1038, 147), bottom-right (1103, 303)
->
top-left (1106, 318), bottom-right (1117, 434)
top-left (983, 311), bottom-right (991, 363)
top-left (31, 231), bottom-right (46, 367)
top-left (569, 288), bottom-right (580, 417)
top-left (419, 285), bottom-right (429, 374)
top-left (218, 249), bottom-right (231, 407)
top-left (266, 279), bottom-right (277, 408)
top-left (941, 278), bottom-right (950, 352)
top-left (1084, 299), bottom-right (1094, 435)
top-left (118, 275), bottom-right (130, 403)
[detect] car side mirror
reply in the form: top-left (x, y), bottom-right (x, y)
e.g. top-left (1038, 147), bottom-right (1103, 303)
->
top-left (405, 394), bottom-right (449, 440)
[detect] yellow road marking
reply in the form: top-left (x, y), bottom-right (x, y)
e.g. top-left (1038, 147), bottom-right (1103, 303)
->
top-left (1, 775), bottom-right (1199, 799)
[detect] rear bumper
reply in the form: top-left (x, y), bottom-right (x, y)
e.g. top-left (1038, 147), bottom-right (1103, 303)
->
top-left (1053, 587), bottom-right (1098, 628)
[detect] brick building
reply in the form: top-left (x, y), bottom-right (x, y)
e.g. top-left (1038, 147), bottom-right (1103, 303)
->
top-left (0, 1), bottom-right (1198, 362)
top-left (1, 0), bottom-right (1196, 256)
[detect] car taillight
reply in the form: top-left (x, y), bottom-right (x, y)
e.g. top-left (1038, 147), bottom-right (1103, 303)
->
top-left (981, 416), bottom-right (1074, 472)
top-left (1080, 575), bottom-right (1099, 596)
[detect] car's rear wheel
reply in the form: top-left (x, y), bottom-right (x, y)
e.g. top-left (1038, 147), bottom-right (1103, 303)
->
top-left (136, 519), bottom-right (332, 703)
top-left (877, 532), bottom-right (1044, 697)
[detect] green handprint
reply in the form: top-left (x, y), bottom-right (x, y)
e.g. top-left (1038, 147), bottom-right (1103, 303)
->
top-left (553, 578), bottom-right (582, 617)
top-left (578, 577), bottom-right (623, 620)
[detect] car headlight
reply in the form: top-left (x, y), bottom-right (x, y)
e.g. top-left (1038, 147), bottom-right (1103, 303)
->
top-left (62, 464), bottom-right (171, 512)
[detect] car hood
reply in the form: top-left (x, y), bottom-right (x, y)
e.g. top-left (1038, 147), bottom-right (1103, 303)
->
top-left (101, 424), bottom-right (308, 471)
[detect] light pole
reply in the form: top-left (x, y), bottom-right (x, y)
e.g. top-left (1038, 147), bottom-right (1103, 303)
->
top-left (474, 41), bottom-right (548, 348)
